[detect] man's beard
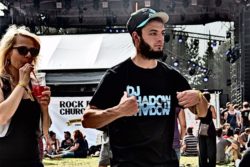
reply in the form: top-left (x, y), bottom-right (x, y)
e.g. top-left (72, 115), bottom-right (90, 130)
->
top-left (139, 37), bottom-right (164, 60)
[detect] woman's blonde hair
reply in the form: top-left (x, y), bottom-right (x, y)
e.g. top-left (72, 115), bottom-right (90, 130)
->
top-left (0, 25), bottom-right (40, 78)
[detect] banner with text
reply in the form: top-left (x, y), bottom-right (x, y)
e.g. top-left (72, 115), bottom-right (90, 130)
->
top-left (48, 97), bottom-right (101, 146)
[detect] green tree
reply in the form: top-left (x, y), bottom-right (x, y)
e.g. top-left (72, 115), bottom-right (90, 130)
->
top-left (182, 39), bottom-right (207, 88)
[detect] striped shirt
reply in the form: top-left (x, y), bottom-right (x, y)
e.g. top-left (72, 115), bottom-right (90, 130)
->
top-left (182, 135), bottom-right (198, 156)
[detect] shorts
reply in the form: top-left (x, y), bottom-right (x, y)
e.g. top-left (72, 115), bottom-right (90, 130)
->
top-left (99, 141), bottom-right (112, 165)
top-left (99, 131), bottom-right (112, 166)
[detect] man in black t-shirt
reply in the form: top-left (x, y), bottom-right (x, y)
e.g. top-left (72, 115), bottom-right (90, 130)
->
top-left (82, 8), bottom-right (208, 167)
top-left (60, 131), bottom-right (74, 150)
top-left (241, 101), bottom-right (250, 131)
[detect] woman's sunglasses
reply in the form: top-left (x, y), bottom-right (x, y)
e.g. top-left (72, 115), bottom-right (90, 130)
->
top-left (12, 46), bottom-right (40, 57)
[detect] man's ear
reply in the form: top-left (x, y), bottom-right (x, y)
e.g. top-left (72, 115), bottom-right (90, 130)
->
top-left (132, 31), bottom-right (140, 44)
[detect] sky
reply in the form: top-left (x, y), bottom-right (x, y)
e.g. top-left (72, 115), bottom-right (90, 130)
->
top-left (182, 21), bottom-right (232, 56)
top-left (0, 3), bottom-right (6, 16)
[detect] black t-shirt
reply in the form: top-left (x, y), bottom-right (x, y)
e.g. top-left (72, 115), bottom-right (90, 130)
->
top-left (74, 138), bottom-right (88, 158)
top-left (61, 138), bottom-right (74, 149)
top-left (239, 148), bottom-right (250, 167)
top-left (241, 109), bottom-right (250, 127)
top-left (90, 58), bottom-right (190, 167)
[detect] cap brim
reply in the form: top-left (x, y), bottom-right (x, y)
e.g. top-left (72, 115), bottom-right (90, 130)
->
top-left (150, 12), bottom-right (169, 24)
top-left (137, 12), bottom-right (169, 29)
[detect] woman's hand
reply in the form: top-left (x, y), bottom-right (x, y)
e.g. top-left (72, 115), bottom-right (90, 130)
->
top-left (18, 63), bottom-right (33, 86)
top-left (37, 86), bottom-right (51, 107)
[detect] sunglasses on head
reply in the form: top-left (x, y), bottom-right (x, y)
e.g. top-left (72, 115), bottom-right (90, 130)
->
top-left (12, 46), bottom-right (40, 57)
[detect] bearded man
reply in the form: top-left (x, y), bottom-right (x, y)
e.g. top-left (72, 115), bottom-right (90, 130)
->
top-left (82, 8), bottom-right (208, 167)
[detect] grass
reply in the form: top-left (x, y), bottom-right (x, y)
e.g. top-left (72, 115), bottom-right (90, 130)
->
top-left (43, 156), bottom-right (234, 167)
top-left (43, 157), bottom-right (98, 167)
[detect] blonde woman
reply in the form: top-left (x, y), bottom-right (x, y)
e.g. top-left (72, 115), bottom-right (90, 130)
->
top-left (0, 25), bottom-right (51, 167)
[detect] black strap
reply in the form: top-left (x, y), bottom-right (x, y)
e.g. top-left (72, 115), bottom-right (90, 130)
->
top-left (0, 77), bottom-right (13, 138)
top-left (1, 77), bottom-right (11, 99)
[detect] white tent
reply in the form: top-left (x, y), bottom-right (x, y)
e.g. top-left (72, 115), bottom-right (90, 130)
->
top-left (38, 33), bottom-right (136, 70)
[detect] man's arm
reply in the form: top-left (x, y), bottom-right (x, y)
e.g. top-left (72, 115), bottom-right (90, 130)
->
top-left (177, 90), bottom-right (208, 117)
top-left (178, 109), bottom-right (186, 140)
top-left (236, 111), bottom-right (242, 128)
top-left (180, 138), bottom-right (186, 153)
top-left (82, 92), bottom-right (138, 129)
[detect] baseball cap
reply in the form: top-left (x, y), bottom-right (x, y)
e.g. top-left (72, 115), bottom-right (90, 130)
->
top-left (127, 8), bottom-right (169, 34)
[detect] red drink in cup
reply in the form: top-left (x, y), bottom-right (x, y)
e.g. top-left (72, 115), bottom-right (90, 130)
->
top-left (31, 72), bottom-right (46, 98)
top-left (32, 85), bottom-right (45, 98)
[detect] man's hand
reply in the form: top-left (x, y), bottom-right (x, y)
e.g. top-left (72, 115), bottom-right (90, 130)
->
top-left (177, 90), bottom-right (200, 108)
top-left (177, 90), bottom-right (208, 117)
top-left (82, 92), bottom-right (139, 128)
top-left (119, 91), bottom-right (139, 117)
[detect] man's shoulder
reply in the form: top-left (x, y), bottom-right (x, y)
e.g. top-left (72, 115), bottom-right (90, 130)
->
top-left (242, 108), bottom-right (250, 112)
top-left (108, 58), bottom-right (131, 74)
top-left (158, 60), bottom-right (177, 72)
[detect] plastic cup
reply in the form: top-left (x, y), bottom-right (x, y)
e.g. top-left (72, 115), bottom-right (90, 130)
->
top-left (31, 72), bottom-right (46, 98)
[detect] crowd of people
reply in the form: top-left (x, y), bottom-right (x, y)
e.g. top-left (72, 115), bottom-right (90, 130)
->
top-left (177, 100), bottom-right (250, 167)
top-left (172, 98), bottom-right (250, 167)
top-left (216, 101), bottom-right (250, 166)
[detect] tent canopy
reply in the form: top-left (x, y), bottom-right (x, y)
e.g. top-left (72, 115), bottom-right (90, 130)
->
top-left (38, 33), bottom-right (136, 70)
top-left (37, 33), bottom-right (136, 85)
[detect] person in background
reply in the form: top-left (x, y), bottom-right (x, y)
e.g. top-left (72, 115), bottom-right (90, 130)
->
top-left (0, 25), bottom-right (51, 167)
top-left (48, 129), bottom-right (89, 159)
top-left (241, 101), bottom-right (250, 132)
top-left (173, 107), bottom-right (186, 160)
top-left (216, 127), bottom-right (231, 165)
top-left (60, 131), bottom-right (74, 150)
top-left (238, 128), bottom-right (250, 152)
top-left (225, 127), bottom-right (241, 164)
top-left (82, 7), bottom-right (208, 167)
top-left (181, 127), bottom-right (198, 156)
top-left (235, 147), bottom-right (250, 167)
top-left (220, 102), bottom-right (230, 125)
top-left (234, 104), bottom-right (242, 129)
top-left (98, 130), bottom-right (112, 167)
top-left (197, 92), bottom-right (217, 167)
top-left (224, 102), bottom-right (240, 130)
top-left (45, 131), bottom-right (60, 155)
top-left (222, 123), bottom-right (231, 138)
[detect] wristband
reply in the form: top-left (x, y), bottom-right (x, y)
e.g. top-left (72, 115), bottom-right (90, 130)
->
top-left (197, 91), bottom-right (203, 102)
top-left (195, 91), bottom-right (203, 115)
top-left (17, 82), bottom-right (28, 90)
top-left (17, 82), bottom-right (35, 101)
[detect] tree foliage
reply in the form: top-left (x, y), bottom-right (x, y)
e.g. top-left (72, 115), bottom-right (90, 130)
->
top-left (182, 39), bottom-right (207, 88)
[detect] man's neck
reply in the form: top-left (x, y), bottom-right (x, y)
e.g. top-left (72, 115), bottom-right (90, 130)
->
top-left (131, 54), bottom-right (158, 69)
